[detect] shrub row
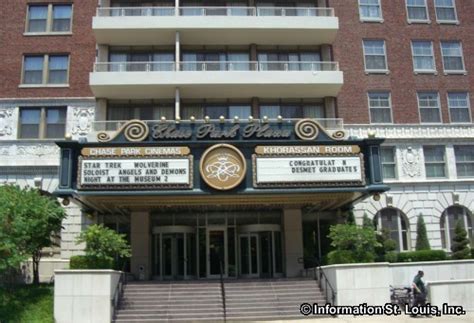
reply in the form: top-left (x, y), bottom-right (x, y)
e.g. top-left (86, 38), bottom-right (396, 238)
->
top-left (389, 250), bottom-right (447, 263)
top-left (69, 255), bottom-right (114, 269)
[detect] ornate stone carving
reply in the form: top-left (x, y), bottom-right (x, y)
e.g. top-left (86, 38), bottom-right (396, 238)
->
top-left (0, 144), bottom-right (60, 157)
top-left (0, 108), bottom-right (14, 136)
top-left (401, 146), bottom-right (421, 178)
top-left (97, 119), bottom-right (149, 142)
top-left (70, 107), bottom-right (95, 137)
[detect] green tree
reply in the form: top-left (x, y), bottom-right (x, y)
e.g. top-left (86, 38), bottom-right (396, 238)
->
top-left (346, 211), bottom-right (356, 225)
top-left (0, 185), bottom-right (66, 284)
top-left (451, 220), bottom-right (471, 260)
top-left (362, 213), bottom-right (373, 229)
top-left (76, 224), bottom-right (131, 262)
top-left (415, 214), bottom-right (431, 251)
top-left (328, 224), bottom-right (380, 263)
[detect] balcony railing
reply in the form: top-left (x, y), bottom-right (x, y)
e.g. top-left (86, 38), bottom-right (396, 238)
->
top-left (92, 118), bottom-right (344, 132)
top-left (96, 6), bottom-right (335, 17)
top-left (93, 61), bottom-right (339, 72)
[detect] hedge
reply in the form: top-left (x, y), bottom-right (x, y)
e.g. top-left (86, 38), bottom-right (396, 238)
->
top-left (69, 255), bottom-right (114, 269)
top-left (396, 250), bottom-right (447, 263)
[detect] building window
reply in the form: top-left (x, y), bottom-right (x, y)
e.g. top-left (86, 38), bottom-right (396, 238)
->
top-left (381, 147), bottom-right (397, 179)
top-left (423, 146), bottom-right (446, 178)
top-left (441, 41), bottom-right (465, 73)
top-left (448, 92), bottom-right (471, 123)
top-left (363, 40), bottom-right (388, 72)
top-left (406, 0), bottom-right (429, 22)
top-left (440, 206), bottom-right (473, 250)
top-left (435, 0), bottom-right (458, 23)
top-left (22, 55), bottom-right (69, 86)
top-left (411, 41), bottom-right (436, 73)
top-left (454, 145), bottom-right (474, 178)
top-left (26, 4), bottom-right (72, 33)
top-left (368, 92), bottom-right (392, 123)
top-left (376, 208), bottom-right (409, 251)
top-left (19, 107), bottom-right (66, 139)
top-left (107, 101), bottom-right (175, 121)
top-left (417, 92), bottom-right (441, 123)
top-left (359, 0), bottom-right (382, 21)
top-left (259, 104), bottom-right (325, 119)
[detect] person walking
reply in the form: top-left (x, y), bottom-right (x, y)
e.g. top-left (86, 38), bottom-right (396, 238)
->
top-left (411, 269), bottom-right (429, 317)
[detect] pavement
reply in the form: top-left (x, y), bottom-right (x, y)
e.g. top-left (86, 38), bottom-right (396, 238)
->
top-left (252, 312), bottom-right (474, 323)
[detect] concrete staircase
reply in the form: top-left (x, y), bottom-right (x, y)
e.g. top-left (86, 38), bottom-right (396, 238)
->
top-left (225, 278), bottom-right (326, 321)
top-left (114, 278), bottom-right (326, 322)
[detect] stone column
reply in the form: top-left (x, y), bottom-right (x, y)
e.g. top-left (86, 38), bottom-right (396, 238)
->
top-left (131, 211), bottom-right (151, 280)
top-left (283, 208), bottom-right (304, 277)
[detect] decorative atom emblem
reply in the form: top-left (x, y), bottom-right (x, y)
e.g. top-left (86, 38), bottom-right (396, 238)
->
top-left (206, 155), bottom-right (241, 182)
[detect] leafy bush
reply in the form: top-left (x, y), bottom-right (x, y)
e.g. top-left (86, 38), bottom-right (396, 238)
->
top-left (384, 251), bottom-right (398, 263)
top-left (328, 224), bottom-right (379, 263)
top-left (69, 255), bottom-right (114, 270)
top-left (397, 250), bottom-right (447, 262)
top-left (451, 220), bottom-right (471, 260)
top-left (327, 250), bottom-right (355, 264)
top-left (76, 224), bottom-right (131, 262)
top-left (415, 214), bottom-right (431, 251)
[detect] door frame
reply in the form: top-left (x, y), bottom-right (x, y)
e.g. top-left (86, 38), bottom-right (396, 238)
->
top-left (206, 225), bottom-right (228, 278)
top-left (238, 233), bottom-right (260, 278)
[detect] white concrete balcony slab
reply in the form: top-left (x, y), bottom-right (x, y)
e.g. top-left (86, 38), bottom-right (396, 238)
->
top-left (93, 6), bottom-right (338, 46)
top-left (89, 61), bottom-right (344, 99)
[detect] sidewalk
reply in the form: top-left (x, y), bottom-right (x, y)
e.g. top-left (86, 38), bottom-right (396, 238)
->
top-left (252, 312), bottom-right (474, 323)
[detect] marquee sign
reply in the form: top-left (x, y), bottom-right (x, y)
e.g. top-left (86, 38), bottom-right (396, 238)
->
top-left (252, 145), bottom-right (365, 188)
top-left (77, 146), bottom-right (193, 189)
top-left (95, 119), bottom-right (347, 143)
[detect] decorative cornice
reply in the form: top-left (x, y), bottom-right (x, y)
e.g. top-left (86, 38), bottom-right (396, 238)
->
top-left (347, 124), bottom-right (474, 140)
top-left (0, 142), bottom-right (60, 157)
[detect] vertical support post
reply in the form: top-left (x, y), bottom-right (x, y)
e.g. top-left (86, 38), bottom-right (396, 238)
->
top-left (283, 208), bottom-right (304, 277)
top-left (131, 211), bottom-right (151, 280)
top-left (175, 0), bottom-right (179, 16)
top-left (175, 31), bottom-right (180, 71)
top-left (175, 88), bottom-right (180, 119)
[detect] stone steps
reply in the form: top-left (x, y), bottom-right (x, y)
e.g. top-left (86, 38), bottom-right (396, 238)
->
top-left (114, 278), bottom-right (326, 322)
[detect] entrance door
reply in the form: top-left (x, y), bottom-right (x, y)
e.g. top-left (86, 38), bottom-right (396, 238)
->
top-left (259, 232), bottom-right (273, 278)
top-left (207, 227), bottom-right (227, 278)
top-left (239, 233), bottom-right (259, 277)
top-left (161, 233), bottom-right (185, 280)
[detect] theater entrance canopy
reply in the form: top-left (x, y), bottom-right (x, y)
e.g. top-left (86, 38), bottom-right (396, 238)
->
top-left (54, 118), bottom-right (389, 213)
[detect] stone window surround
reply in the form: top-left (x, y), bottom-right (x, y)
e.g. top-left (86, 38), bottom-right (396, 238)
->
top-left (24, 3), bottom-right (74, 36)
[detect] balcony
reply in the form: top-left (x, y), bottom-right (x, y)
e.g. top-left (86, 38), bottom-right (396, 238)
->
top-left (93, 6), bottom-right (338, 46)
top-left (89, 61), bottom-right (344, 99)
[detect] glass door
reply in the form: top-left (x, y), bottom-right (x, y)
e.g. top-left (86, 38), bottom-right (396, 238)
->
top-left (259, 232), bottom-right (273, 278)
top-left (207, 226), bottom-right (227, 278)
top-left (239, 233), bottom-right (259, 278)
top-left (162, 234), bottom-right (175, 279)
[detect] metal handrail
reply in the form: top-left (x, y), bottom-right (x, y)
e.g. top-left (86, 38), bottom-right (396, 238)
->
top-left (299, 256), bottom-right (337, 305)
top-left (94, 61), bottom-right (340, 72)
top-left (219, 260), bottom-right (226, 322)
top-left (111, 271), bottom-right (125, 321)
top-left (96, 6), bottom-right (335, 17)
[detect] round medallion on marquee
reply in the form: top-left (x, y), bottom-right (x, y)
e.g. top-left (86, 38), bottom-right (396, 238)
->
top-left (200, 144), bottom-right (246, 191)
